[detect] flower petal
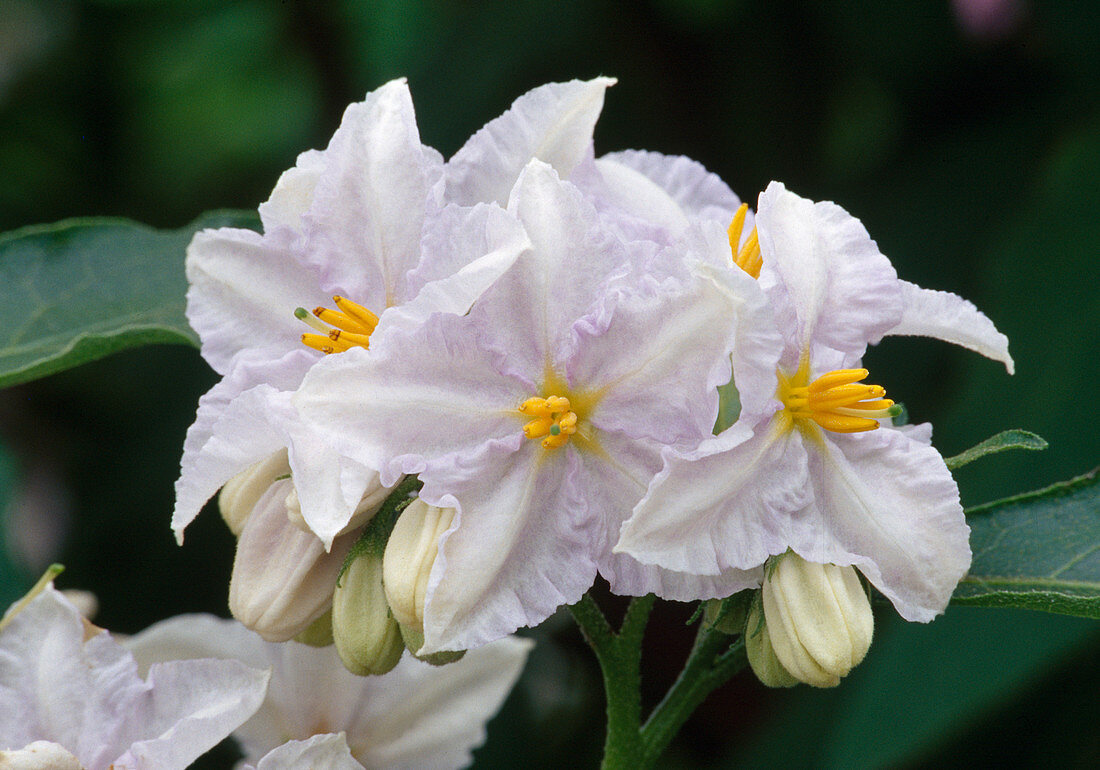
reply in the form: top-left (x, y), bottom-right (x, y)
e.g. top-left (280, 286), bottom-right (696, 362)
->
top-left (173, 352), bottom-right (314, 542)
top-left (415, 443), bottom-right (598, 652)
top-left (446, 77), bottom-right (616, 206)
top-left (301, 79), bottom-right (440, 309)
top-left (616, 421), bottom-right (811, 575)
top-left (756, 181), bottom-right (902, 362)
top-left (596, 149), bottom-right (742, 227)
top-left (295, 321), bottom-right (527, 487)
top-left (185, 227), bottom-right (326, 374)
top-left (257, 149), bottom-right (325, 233)
top-left (794, 427), bottom-right (971, 622)
top-left (889, 279), bottom-right (1014, 373)
top-left (247, 734), bottom-right (362, 770)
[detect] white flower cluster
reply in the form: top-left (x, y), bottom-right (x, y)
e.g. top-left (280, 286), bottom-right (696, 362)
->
top-left (175, 78), bottom-right (1012, 686)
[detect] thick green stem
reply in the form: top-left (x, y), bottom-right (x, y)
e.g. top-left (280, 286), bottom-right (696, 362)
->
top-left (569, 593), bottom-right (749, 769)
top-left (568, 594), bottom-right (655, 769)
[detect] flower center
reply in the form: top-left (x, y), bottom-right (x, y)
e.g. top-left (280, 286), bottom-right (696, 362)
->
top-left (728, 203), bottom-right (762, 279)
top-left (778, 364), bottom-right (900, 434)
top-left (519, 395), bottom-right (579, 449)
top-left (296, 295), bottom-right (379, 354)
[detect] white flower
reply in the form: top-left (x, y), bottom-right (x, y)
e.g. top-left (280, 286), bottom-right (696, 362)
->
top-left (126, 614), bottom-right (532, 770)
top-left (295, 159), bottom-right (770, 653)
top-left (175, 78), bottom-right (535, 550)
top-left (0, 580), bottom-right (268, 770)
top-left (618, 181), bottom-right (1013, 621)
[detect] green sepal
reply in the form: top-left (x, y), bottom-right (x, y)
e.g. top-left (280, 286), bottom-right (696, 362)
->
top-left (952, 468), bottom-right (1100, 618)
top-left (944, 429), bottom-right (1048, 470)
top-left (702, 589), bottom-right (753, 635)
top-left (714, 374), bottom-right (741, 434)
top-left (338, 475), bottom-right (423, 584)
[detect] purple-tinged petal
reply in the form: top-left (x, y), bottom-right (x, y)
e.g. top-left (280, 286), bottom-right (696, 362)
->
top-left (597, 149), bottom-right (743, 226)
top-left (246, 734), bottom-right (362, 770)
top-left (446, 77), bottom-right (616, 206)
top-left (756, 182), bottom-right (902, 363)
top-left (302, 79), bottom-right (439, 309)
top-left (258, 149), bottom-right (325, 233)
top-left (417, 443), bottom-right (598, 653)
top-left (617, 420), bottom-right (811, 575)
top-left (794, 427), bottom-right (970, 622)
top-left (295, 322), bottom-right (528, 488)
top-left (889, 279), bottom-right (1014, 373)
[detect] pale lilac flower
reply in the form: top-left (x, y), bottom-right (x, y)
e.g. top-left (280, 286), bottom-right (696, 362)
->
top-left (618, 181), bottom-right (1013, 621)
top-left (0, 580), bottom-right (268, 770)
top-left (295, 159), bottom-right (772, 653)
top-left (126, 614), bottom-right (532, 770)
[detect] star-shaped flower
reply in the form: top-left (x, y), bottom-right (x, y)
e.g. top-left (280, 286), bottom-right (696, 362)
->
top-left (617, 181), bottom-right (1013, 621)
top-left (126, 614), bottom-right (531, 769)
top-left (295, 159), bottom-right (773, 652)
top-left (0, 578), bottom-right (268, 769)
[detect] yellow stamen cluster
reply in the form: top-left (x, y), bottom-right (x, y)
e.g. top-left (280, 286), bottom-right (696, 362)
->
top-left (780, 367), bottom-right (899, 434)
top-left (728, 203), bottom-right (762, 279)
top-left (297, 296), bottom-right (379, 354)
top-left (519, 395), bottom-right (578, 449)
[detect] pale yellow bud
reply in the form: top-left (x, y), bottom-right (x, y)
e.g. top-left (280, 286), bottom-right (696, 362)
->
top-left (218, 451), bottom-right (290, 536)
top-left (294, 608), bottom-right (334, 647)
top-left (744, 601), bottom-right (799, 688)
top-left (0, 741), bottom-right (82, 769)
top-left (332, 551), bottom-right (404, 676)
top-left (761, 553), bottom-right (874, 688)
top-left (229, 483), bottom-right (358, 642)
top-left (382, 498), bottom-right (455, 634)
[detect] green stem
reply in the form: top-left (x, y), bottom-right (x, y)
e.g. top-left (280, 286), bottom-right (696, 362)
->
top-left (568, 593), bottom-right (655, 769)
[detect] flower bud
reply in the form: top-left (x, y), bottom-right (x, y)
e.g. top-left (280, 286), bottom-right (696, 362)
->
top-left (744, 600), bottom-right (798, 688)
top-left (332, 550), bottom-right (404, 676)
top-left (398, 625), bottom-right (466, 666)
top-left (218, 451), bottom-right (291, 536)
top-left (761, 553), bottom-right (873, 688)
top-left (382, 498), bottom-right (455, 634)
top-left (294, 608), bottom-right (334, 647)
top-left (229, 479), bottom-right (358, 641)
top-left (0, 741), bottom-right (82, 769)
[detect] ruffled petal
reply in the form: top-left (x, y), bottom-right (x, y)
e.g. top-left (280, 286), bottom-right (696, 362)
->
top-left (257, 149), bottom-right (325, 233)
top-left (794, 427), bottom-right (970, 622)
top-left (345, 637), bottom-right (532, 767)
top-left (173, 351), bottom-right (314, 541)
top-left (446, 77), bottom-right (616, 206)
top-left (247, 735), bottom-right (362, 770)
top-left (185, 227), bottom-right (326, 374)
top-left (416, 442), bottom-right (598, 653)
top-left (294, 321), bottom-right (528, 487)
top-left (616, 420), bottom-right (811, 575)
top-left (569, 265), bottom-right (752, 447)
top-left (597, 149), bottom-right (742, 226)
top-left (301, 78), bottom-right (439, 309)
top-left (755, 181), bottom-right (902, 362)
top-left (889, 279), bottom-right (1014, 373)
top-left (380, 201), bottom-right (531, 338)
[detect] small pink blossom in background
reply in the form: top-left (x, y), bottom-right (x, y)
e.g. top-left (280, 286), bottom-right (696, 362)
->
top-left (953, 0), bottom-right (1027, 40)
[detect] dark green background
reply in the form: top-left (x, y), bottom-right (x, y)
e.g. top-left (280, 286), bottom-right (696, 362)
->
top-left (1, 0), bottom-right (1096, 766)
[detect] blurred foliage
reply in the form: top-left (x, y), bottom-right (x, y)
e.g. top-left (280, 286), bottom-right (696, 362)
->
top-left (0, 0), bottom-right (1097, 767)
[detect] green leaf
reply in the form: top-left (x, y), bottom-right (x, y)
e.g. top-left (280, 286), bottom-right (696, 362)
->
top-left (952, 468), bottom-right (1100, 618)
top-left (0, 210), bottom-right (259, 389)
top-left (944, 429), bottom-right (1048, 470)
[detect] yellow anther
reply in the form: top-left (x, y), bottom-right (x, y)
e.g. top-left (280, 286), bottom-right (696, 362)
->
top-left (297, 296), bottom-right (378, 355)
top-left (333, 295), bottom-right (379, 332)
top-left (779, 365), bottom-right (898, 434)
top-left (523, 417), bottom-right (554, 439)
top-left (519, 394), bottom-right (579, 450)
top-left (727, 203), bottom-right (762, 279)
